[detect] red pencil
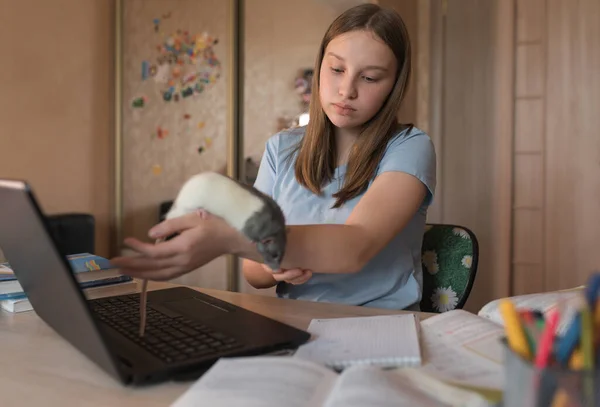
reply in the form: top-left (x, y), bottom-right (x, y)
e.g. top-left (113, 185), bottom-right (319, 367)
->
top-left (535, 308), bottom-right (560, 369)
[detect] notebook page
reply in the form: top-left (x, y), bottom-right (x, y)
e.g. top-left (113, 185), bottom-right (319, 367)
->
top-left (293, 314), bottom-right (421, 369)
top-left (418, 309), bottom-right (504, 391)
top-left (324, 366), bottom-right (492, 407)
top-left (324, 365), bottom-right (448, 407)
top-left (170, 357), bottom-right (337, 407)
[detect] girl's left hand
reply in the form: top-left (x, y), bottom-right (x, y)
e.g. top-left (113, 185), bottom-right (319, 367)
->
top-left (110, 211), bottom-right (243, 281)
top-left (262, 264), bottom-right (313, 285)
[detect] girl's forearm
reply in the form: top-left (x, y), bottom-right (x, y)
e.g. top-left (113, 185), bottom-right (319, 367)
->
top-left (231, 224), bottom-right (369, 274)
top-left (242, 259), bottom-right (277, 289)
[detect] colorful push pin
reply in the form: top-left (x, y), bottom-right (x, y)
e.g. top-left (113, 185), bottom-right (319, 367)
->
top-left (157, 127), bottom-right (169, 139)
top-left (132, 96), bottom-right (147, 108)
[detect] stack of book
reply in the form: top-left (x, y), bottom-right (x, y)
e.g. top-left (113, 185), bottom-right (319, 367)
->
top-left (0, 253), bottom-right (137, 313)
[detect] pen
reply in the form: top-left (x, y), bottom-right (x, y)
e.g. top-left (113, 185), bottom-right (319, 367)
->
top-left (555, 311), bottom-right (582, 366)
top-left (535, 309), bottom-right (560, 369)
top-left (521, 310), bottom-right (539, 354)
top-left (585, 273), bottom-right (600, 307)
top-left (500, 299), bottom-right (532, 360)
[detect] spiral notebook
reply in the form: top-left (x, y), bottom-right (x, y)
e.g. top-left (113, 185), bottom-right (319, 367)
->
top-left (293, 314), bottom-right (422, 370)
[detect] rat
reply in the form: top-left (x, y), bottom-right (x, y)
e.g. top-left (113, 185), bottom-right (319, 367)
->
top-left (163, 171), bottom-right (287, 270)
top-left (139, 171), bottom-right (287, 337)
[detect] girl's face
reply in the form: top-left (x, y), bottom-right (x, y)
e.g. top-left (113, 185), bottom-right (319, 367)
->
top-left (319, 30), bottom-right (397, 131)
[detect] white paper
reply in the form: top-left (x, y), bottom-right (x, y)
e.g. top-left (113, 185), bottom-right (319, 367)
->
top-left (294, 314), bottom-right (421, 369)
top-left (477, 289), bottom-right (584, 335)
top-left (170, 357), bottom-right (337, 407)
top-left (391, 369), bottom-right (493, 407)
top-left (418, 309), bottom-right (505, 390)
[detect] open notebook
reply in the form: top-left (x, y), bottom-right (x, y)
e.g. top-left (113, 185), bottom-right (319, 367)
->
top-left (170, 356), bottom-right (491, 407)
top-left (293, 314), bottom-right (421, 370)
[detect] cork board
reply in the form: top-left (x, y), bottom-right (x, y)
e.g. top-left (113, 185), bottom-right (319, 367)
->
top-left (122, 0), bottom-right (229, 239)
top-left (121, 0), bottom-right (229, 289)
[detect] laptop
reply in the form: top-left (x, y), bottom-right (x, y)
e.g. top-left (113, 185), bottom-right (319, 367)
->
top-left (0, 179), bottom-right (311, 385)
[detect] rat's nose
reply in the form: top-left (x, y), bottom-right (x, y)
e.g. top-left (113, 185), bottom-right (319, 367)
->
top-left (266, 255), bottom-right (283, 271)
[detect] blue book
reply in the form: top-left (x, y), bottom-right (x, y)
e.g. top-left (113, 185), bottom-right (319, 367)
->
top-left (64, 253), bottom-right (114, 272)
top-left (0, 253), bottom-right (129, 299)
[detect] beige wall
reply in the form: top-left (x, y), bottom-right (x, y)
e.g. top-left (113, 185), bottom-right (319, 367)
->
top-left (420, 0), bottom-right (514, 312)
top-left (421, 0), bottom-right (600, 312)
top-left (512, 0), bottom-right (600, 294)
top-left (0, 0), bottom-right (114, 258)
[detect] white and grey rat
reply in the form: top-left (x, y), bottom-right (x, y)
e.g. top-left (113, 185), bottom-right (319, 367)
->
top-left (163, 171), bottom-right (287, 271)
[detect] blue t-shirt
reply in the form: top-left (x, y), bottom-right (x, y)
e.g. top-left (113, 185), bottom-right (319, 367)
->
top-left (253, 125), bottom-right (436, 310)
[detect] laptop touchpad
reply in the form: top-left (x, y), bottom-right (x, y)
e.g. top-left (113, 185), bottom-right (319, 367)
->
top-left (162, 297), bottom-right (230, 319)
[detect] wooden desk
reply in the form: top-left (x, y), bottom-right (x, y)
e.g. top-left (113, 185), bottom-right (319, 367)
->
top-left (0, 281), bottom-right (433, 407)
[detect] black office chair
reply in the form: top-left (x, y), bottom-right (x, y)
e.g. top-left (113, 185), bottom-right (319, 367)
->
top-left (45, 213), bottom-right (95, 255)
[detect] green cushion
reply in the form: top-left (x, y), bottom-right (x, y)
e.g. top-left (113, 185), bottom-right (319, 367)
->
top-left (420, 224), bottom-right (478, 313)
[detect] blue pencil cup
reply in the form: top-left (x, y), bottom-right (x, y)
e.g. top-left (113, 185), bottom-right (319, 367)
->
top-left (502, 339), bottom-right (600, 407)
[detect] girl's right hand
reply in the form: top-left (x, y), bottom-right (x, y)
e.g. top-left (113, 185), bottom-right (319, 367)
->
top-left (262, 264), bottom-right (313, 285)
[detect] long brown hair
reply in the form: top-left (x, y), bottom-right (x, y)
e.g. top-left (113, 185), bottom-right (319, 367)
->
top-left (293, 3), bottom-right (412, 208)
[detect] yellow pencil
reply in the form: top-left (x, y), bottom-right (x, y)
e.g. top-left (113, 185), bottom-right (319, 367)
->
top-left (581, 305), bottom-right (594, 370)
top-left (499, 299), bottom-right (532, 360)
top-left (594, 299), bottom-right (600, 350)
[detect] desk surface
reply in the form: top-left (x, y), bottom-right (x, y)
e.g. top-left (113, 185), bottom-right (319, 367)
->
top-left (0, 281), bottom-right (432, 407)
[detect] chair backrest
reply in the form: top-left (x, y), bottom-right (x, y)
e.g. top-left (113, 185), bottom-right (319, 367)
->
top-left (419, 224), bottom-right (479, 313)
top-left (45, 213), bottom-right (95, 255)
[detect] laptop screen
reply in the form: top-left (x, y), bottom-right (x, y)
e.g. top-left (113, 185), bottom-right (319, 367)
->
top-left (0, 179), bottom-right (123, 381)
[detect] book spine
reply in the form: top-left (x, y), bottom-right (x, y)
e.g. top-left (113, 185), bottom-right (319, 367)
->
top-left (1, 253), bottom-right (114, 279)
top-left (0, 292), bottom-right (27, 301)
top-left (78, 275), bottom-right (132, 289)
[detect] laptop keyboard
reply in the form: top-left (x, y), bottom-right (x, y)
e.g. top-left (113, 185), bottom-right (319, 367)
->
top-left (90, 295), bottom-right (243, 364)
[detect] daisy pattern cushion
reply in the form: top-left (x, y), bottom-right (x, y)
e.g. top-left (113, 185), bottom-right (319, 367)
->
top-left (419, 224), bottom-right (479, 313)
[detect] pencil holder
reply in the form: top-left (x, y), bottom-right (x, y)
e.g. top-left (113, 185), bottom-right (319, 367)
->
top-left (501, 339), bottom-right (600, 407)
